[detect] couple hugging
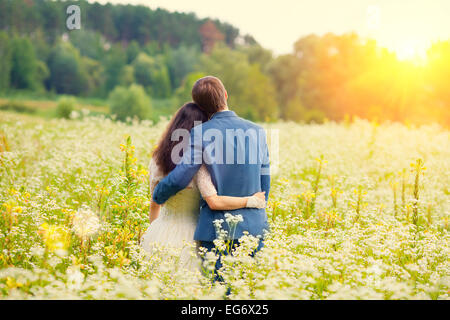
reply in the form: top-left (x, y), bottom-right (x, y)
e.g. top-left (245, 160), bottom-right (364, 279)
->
top-left (141, 76), bottom-right (270, 275)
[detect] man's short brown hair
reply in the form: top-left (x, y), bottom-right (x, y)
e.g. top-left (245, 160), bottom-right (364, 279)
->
top-left (191, 76), bottom-right (227, 115)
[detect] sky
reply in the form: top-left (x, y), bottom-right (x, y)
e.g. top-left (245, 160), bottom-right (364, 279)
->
top-left (93, 0), bottom-right (450, 56)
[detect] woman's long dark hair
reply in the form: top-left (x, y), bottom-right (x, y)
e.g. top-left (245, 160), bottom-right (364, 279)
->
top-left (153, 102), bottom-right (208, 175)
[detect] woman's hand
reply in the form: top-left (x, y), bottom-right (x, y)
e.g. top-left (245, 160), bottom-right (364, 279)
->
top-left (246, 191), bottom-right (266, 208)
top-left (254, 191), bottom-right (266, 201)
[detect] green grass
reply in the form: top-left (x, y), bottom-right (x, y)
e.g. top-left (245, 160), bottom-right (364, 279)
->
top-left (0, 92), bottom-right (179, 122)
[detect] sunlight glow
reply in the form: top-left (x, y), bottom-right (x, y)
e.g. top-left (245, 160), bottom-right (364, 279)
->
top-left (391, 38), bottom-right (429, 64)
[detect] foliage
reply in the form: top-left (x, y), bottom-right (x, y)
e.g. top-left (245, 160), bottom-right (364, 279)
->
top-left (118, 65), bottom-right (136, 87)
top-left (166, 45), bottom-right (201, 89)
top-left (10, 36), bottom-right (38, 90)
top-left (198, 45), bottom-right (278, 120)
top-left (268, 54), bottom-right (301, 116)
top-left (0, 31), bottom-right (12, 92)
top-left (239, 44), bottom-right (273, 74)
top-left (68, 29), bottom-right (106, 61)
top-left (199, 20), bottom-right (225, 53)
top-left (102, 44), bottom-right (127, 94)
top-left (0, 101), bottom-right (36, 114)
top-left (108, 84), bottom-right (151, 121)
top-left (284, 99), bottom-right (326, 124)
top-left (238, 65), bottom-right (279, 121)
top-left (132, 53), bottom-right (171, 98)
top-left (56, 97), bottom-right (76, 119)
top-left (174, 71), bottom-right (207, 105)
top-left (46, 42), bottom-right (89, 95)
top-left (0, 0), bottom-right (244, 48)
top-left (0, 0), bottom-right (448, 125)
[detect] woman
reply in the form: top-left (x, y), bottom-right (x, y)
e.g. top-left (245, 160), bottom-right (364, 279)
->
top-left (141, 102), bottom-right (265, 270)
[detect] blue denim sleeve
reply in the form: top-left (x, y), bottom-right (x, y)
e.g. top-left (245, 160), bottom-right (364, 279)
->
top-left (152, 127), bottom-right (203, 204)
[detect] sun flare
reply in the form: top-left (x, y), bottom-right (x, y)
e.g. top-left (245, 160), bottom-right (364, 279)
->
top-left (391, 39), bottom-right (429, 64)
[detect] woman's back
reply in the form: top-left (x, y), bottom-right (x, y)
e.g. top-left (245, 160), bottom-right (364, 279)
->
top-left (140, 159), bottom-right (201, 270)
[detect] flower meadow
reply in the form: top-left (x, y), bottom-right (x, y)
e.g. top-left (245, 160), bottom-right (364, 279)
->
top-left (0, 111), bottom-right (449, 300)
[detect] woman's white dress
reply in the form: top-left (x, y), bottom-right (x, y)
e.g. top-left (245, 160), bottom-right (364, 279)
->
top-left (140, 159), bottom-right (217, 270)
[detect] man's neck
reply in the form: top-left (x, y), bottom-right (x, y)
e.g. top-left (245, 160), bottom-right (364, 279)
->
top-left (210, 106), bottom-right (229, 119)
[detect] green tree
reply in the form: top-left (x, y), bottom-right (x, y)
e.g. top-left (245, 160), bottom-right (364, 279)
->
top-left (0, 31), bottom-right (12, 91)
top-left (268, 54), bottom-right (301, 118)
top-left (86, 2), bottom-right (117, 41)
top-left (239, 44), bottom-right (273, 73)
top-left (56, 97), bottom-right (76, 119)
top-left (133, 53), bottom-right (171, 98)
top-left (166, 45), bottom-right (200, 89)
top-left (284, 98), bottom-right (325, 123)
top-left (284, 99), bottom-right (305, 122)
top-left (109, 84), bottom-right (151, 121)
top-left (102, 44), bottom-right (127, 94)
top-left (239, 65), bottom-right (278, 121)
top-left (126, 40), bottom-right (141, 64)
top-left (10, 36), bottom-right (37, 89)
top-left (198, 44), bottom-right (249, 103)
top-left (38, 0), bottom-right (65, 42)
top-left (132, 53), bottom-right (154, 87)
top-left (47, 42), bottom-right (89, 95)
top-left (34, 60), bottom-right (50, 92)
top-left (198, 44), bottom-right (278, 121)
top-left (175, 71), bottom-right (207, 105)
top-left (82, 56), bottom-right (104, 96)
top-left (69, 30), bottom-right (106, 60)
top-left (31, 29), bottom-right (51, 62)
top-left (118, 65), bottom-right (136, 87)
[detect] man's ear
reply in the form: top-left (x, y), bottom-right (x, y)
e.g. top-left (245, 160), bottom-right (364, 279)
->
top-left (225, 90), bottom-right (228, 100)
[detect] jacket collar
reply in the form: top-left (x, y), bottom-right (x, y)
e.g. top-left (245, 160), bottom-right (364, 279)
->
top-left (210, 110), bottom-right (237, 120)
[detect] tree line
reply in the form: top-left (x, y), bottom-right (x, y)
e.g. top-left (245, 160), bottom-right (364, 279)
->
top-left (0, 0), bottom-right (448, 125)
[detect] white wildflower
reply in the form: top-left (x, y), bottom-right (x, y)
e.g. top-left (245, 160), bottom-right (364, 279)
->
top-left (71, 206), bottom-right (100, 240)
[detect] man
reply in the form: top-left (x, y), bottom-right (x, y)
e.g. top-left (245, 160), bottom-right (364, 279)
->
top-left (152, 76), bottom-right (270, 277)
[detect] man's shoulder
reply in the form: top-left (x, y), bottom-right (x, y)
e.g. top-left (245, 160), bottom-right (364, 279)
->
top-left (237, 117), bottom-right (263, 130)
top-left (233, 117), bottom-right (266, 138)
top-left (211, 114), bottom-right (262, 128)
top-left (198, 113), bottom-right (264, 134)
